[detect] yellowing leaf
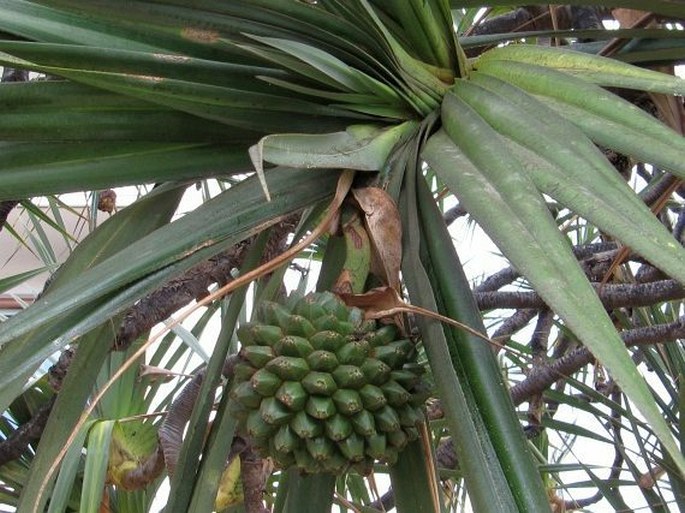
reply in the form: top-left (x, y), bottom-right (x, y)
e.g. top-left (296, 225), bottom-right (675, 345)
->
top-left (215, 458), bottom-right (244, 510)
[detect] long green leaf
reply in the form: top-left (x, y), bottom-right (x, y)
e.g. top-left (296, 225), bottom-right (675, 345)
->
top-left (12, 185), bottom-right (185, 513)
top-left (462, 27), bottom-right (685, 50)
top-left (47, 420), bottom-right (96, 513)
top-left (283, 472), bottom-right (336, 513)
top-left (187, 229), bottom-right (276, 512)
top-left (169, 232), bottom-right (269, 512)
top-left (0, 267), bottom-right (50, 295)
top-left (459, 73), bottom-right (685, 285)
top-left (422, 101), bottom-right (684, 480)
top-left (415, 174), bottom-right (551, 512)
top-left (187, 396), bottom-right (239, 513)
top-left (474, 59), bottom-right (685, 180)
top-left (243, 34), bottom-right (401, 102)
top-left (476, 44), bottom-right (685, 95)
top-left (0, 168), bottom-right (339, 411)
top-left (0, 40), bottom-right (282, 90)
top-left (0, 142), bottom-right (252, 200)
top-left (400, 161), bottom-right (518, 513)
top-left (1, 0), bottom-right (163, 52)
top-left (15, 330), bottom-right (114, 513)
top-left (390, 440), bottom-right (442, 513)
top-left (79, 420), bottom-right (115, 513)
top-left (0, 183), bottom-right (185, 416)
top-left (0, 52), bottom-right (359, 133)
top-left (0, 83), bottom-right (262, 143)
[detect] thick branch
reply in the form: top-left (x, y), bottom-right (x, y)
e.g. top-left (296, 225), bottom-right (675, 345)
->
top-left (114, 242), bottom-right (252, 349)
top-left (240, 445), bottom-right (270, 513)
top-left (0, 218), bottom-right (295, 468)
top-left (115, 216), bottom-right (297, 350)
top-left (435, 318), bottom-right (685, 473)
top-left (510, 317), bottom-right (685, 406)
top-left (475, 242), bottom-right (619, 294)
top-left (0, 396), bottom-right (55, 466)
top-left (470, 6), bottom-right (563, 36)
top-left (1, 68), bottom-right (29, 82)
top-left (491, 309), bottom-right (537, 344)
top-left (0, 349), bottom-right (72, 467)
top-left (443, 204), bottom-right (467, 226)
top-left (475, 279), bottom-right (685, 310)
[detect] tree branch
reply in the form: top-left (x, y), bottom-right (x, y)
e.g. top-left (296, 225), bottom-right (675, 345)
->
top-left (115, 216), bottom-right (298, 350)
top-left (0, 200), bottom-right (18, 234)
top-left (491, 309), bottom-right (538, 345)
top-left (434, 317), bottom-right (685, 473)
top-left (240, 444), bottom-right (270, 513)
top-left (0, 217), bottom-right (297, 468)
top-left (0, 396), bottom-right (55, 466)
top-left (0, 349), bottom-right (72, 467)
top-left (475, 279), bottom-right (685, 311)
top-left (511, 317), bottom-right (685, 406)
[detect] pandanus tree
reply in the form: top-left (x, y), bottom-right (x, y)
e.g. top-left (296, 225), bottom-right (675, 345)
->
top-left (1, 1), bottom-right (685, 512)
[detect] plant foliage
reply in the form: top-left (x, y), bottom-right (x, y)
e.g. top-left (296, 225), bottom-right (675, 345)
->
top-left (1, 1), bottom-right (685, 512)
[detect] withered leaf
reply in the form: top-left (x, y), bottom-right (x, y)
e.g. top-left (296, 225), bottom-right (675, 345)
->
top-left (339, 286), bottom-right (404, 318)
top-left (341, 287), bottom-right (497, 348)
top-left (351, 187), bottom-right (402, 292)
top-left (339, 286), bottom-right (406, 333)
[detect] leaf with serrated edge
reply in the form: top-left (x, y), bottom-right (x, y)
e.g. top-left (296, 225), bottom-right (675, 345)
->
top-left (476, 44), bottom-right (685, 95)
top-left (473, 59), bottom-right (685, 180)
top-left (459, 73), bottom-right (685, 285)
top-left (423, 98), bottom-right (685, 477)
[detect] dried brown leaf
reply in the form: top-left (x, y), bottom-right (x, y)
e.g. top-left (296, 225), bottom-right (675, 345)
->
top-left (138, 365), bottom-right (189, 383)
top-left (340, 287), bottom-right (500, 349)
top-left (611, 8), bottom-right (650, 27)
top-left (339, 286), bottom-right (404, 317)
top-left (351, 187), bottom-right (402, 292)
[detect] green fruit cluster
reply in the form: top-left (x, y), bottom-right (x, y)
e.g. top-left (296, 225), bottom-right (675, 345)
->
top-left (229, 291), bottom-right (428, 474)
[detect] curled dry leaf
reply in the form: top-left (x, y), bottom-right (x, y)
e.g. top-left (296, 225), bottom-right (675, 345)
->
top-left (138, 364), bottom-right (190, 383)
top-left (339, 286), bottom-right (404, 318)
top-left (339, 286), bottom-right (407, 333)
top-left (351, 187), bottom-right (402, 292)
top-left (340, 287), bottom-right (498, 349)
top-left (97, 189), bottom-right (117, 214)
